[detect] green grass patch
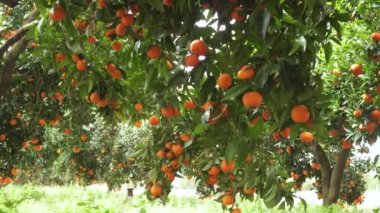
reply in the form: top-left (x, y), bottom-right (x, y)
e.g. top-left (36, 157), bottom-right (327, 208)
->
top-left (0, 185), bottom-right (372, 213)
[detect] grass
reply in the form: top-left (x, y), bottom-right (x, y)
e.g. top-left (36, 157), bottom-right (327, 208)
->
top-left (0, 184), bottom-right (374, 213)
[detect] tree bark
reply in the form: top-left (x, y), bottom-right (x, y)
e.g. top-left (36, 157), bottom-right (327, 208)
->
top-left (325, 148), bottom-right (351, 205)
top-left (0, 7), bottom-right (38, 97)
top-left (314, 144), bottom-right (332, 205)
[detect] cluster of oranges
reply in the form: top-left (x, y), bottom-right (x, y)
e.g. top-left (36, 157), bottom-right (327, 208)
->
top-left (151, 137), bottom-right (188, 198)
top-left (0, 168), bottom-right (18, 186)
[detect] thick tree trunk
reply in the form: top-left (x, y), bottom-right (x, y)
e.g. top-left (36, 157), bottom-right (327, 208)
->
top-left (127, 188), bottom-right (134, 197)
top-left (314, 144), bottom-right (332, 205)
top-left (313, 143), bottom-right (351, 205)
top-left (325, 148), bottom-right (351, 205)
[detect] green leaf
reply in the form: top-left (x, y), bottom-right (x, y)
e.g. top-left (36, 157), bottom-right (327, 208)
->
top-left (148, 0), bottom-right (164, 12)
top-left (248, 120), bottom-right (264, 139)
top-left (323, 42), bottom-right (332, 63)
top-left (222, 83), bottom-right (250, 101)
top-left (199, 76), bottom-right (216, 104)
top-left (147, 168), bottom-right (159, 182)
top-left (261, 8), bottom-right (271, 38)
top-left (299, 197), bottom-right (308, 211)
top-left (225, 139), bottom-right (242, 161)
top-left (167, 70), bottom-right (186, 88)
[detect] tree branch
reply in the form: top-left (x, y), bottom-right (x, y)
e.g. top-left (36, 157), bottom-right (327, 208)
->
top-left (0, 28), bottom-right (28, 59)
top-left (0, 0), bottom-right (19, 7)
top-left (0, 7), bottom-right (38, 97)
top-left (326, 148), bottom-right (351, 204)
top-left (313, 143), bottom-right (332, 205)
top-left (0, 37), bottom-right (28, 96)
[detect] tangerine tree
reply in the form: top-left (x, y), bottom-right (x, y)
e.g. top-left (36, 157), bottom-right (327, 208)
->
top-left (0, 0), bottom-right (380, 212)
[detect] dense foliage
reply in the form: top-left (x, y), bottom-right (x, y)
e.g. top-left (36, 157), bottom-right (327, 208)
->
top-left (0, 0), bottom-right (379, 212)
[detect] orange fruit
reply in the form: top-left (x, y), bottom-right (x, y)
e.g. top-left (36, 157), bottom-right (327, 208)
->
top-left (72, 146), bottom-right (81, 153)
top-left (149, 116), bottom-right (160, 126)
top-left (105, 28), bottom-right (116, 37)
top-left (9, 118), bottom-right (17, 126)
top-left (163, 0), bottom-right (173, 7)
top-left (184, 54), bottom-right (200, 67)
top-left (49, 4), bottom-right (66, 22)
top-left (171, 144), bottom-right (184, 156)
top-left (207, 175), bottom-right (218, 185)
top-left (116, 8), bottom-right (127, 17)
top-left (76, 60), bottom-right (87, 71)
top-left (3, 177), bottom-right (12, 185)
top-left (272, 131), bottom-right (280, 141)
top-left (165, 141), bottom-right (172, 150)
top-left (350, 64), bottom-right (363, 76)
top-left (30, 138), bottom-right (39, 144)
top-left (63, 128), bottom-right (72, 135)
top-left (55, 53), bottom-right (66, 62)
top-left (242, 91), bottom-right (263, 108)
top-left (218, 73), bottom-right (233, 89)
top-left (106, 64), bottom-right (117, 73)
top-left (121, 14), bottom-right (134, 27)
top-left (362, 93), bottom-right (372, 103)
top-left (80, 134), bottom-right (88, 142)
top-left (190, 39), bottom-right (208, 55)
top-left (150, 183), bottom-right (163, 196)
top-left (371, 32), bottom-right (380, 41)
top-left (299, 131), bottom-right (314, 144)
top-left (243, 187), bottom-right (256, 195)
top-left (291, 105), bottom-right (310, 123)
top-left (34, 144), bottom-right (43, 152)
top-left (208, 166), bottom-right (220, 176)
top-left (97, 0), bottom-right (107, 9)
top-left (161, 104), bottom-right (179, 117)
top-left (72, 54), bottom-right (81, 62)
top-left (365, 122), bottom-right (376, 133)
top-left (112, 42), bottom-right (123, 51)
top-left (89, 91), bottom-right (101, 103)
top-left (222, 194), bottom-right (235, 205)
top-left (179, 134), bottom-right (192, 142)
top-left (231, 208), bottom-right (242, 213)
top-left (303, 169), bottom-right (309, 176)
top-left (10, 168), bottom-right (18, 176)
top-left (147, 45), bottom-right (162, 59)
top-left (237, 65), bottom-right (255, 80)
top-left (371, 109), bottom-right (380, 121)
top-left (342, 140), bottom-right (352, 149)
top-left (166, 172), bottom-right (175, 182)
top-left (156, 150), bottom-right (166, 158)
top-left (166, 151), bottom-right (175, 160)
top-left (261, 110), bottom-right (271, 120)
top-left (170, 160), bottom-right (180, 170)
top-left (280, 127), bottom-right (291, 139)
top-left (110, 69), bottom-right (122, 79)
top-left (328, 129), bottom-right (339, 137)
top-left (231, 6), bottom-right (245, 22)
top-left (184, 100), bottom-right (196, 110)
top-left (134, 120), bottom-right (142, 128)
top-left (353, 109), bottom-right (362, 118)
top-left (87, 35), bottom-right (97, 44)
top-left (220, 160), bottom-right (235, 173)
top-left (115, 23), bottom-right (127, 36)
top-left (39, 118), bottom-right (46, 126)
top-left (134, 103), bottom-right (143, 112)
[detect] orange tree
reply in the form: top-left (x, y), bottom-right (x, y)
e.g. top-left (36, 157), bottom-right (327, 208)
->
top-left (0, 0), bottom-right (380, 211)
